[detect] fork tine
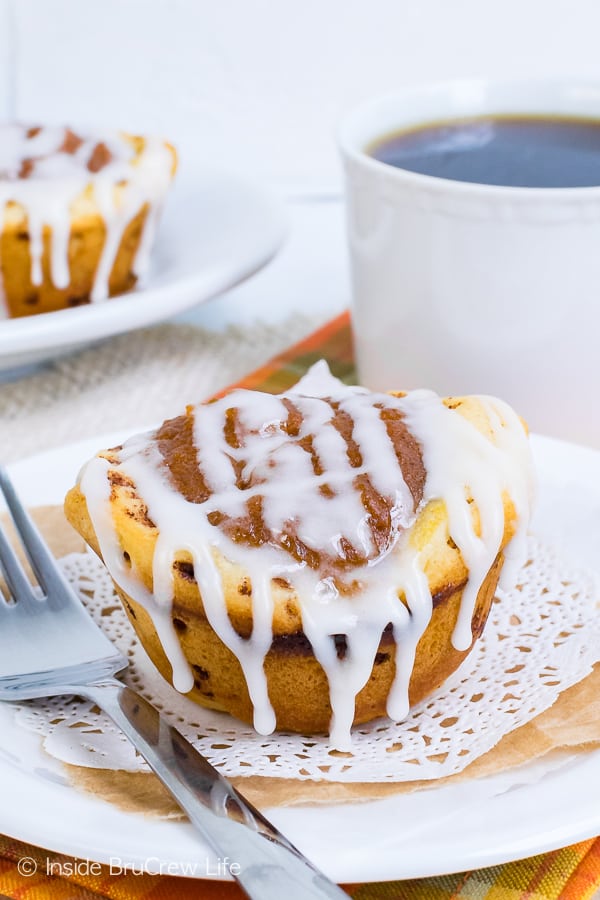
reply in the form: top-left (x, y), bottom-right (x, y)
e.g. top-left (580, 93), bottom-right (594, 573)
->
top-left (0, 467), bottom-right (69, 610)
top-left (0, 519), bottom-right (39, 608)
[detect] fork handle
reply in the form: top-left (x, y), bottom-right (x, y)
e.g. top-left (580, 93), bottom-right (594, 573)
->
top-left (79, 679), bottom-right (347, 899)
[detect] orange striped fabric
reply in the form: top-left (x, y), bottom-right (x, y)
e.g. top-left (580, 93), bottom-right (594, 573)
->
top-left (1, 310), bottom-right (598, 899)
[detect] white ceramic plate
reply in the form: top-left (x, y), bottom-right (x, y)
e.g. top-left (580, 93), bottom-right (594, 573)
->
top-left (0, 168), bottom-right (286, 374)
top-left (1, 431), bottom-right (600, 883)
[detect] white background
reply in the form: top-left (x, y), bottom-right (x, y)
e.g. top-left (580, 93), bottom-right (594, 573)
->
top-left (3, 0), bottom-right (600, 327)
top-left (4, 0), bottom-right (600, 186)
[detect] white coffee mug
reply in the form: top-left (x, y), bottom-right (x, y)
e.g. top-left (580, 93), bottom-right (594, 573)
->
top-left (339, 79), bottom-right (600, 447)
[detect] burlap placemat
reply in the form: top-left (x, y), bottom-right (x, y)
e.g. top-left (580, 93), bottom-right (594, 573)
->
top-left (0, 316), bottom-right (320, 464)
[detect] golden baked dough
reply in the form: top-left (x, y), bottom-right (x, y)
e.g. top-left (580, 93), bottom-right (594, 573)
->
top-left (64, 370), bottom-right (530, 742)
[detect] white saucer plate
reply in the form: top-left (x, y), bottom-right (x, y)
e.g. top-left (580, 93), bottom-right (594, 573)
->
top-left (0, 168), bottom-right (286, 373)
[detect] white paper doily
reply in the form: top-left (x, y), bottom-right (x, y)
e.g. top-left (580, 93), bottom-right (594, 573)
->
top-left (10, 537), bottom-right (600, 783)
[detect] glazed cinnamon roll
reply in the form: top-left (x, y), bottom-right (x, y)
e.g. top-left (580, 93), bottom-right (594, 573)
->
top-left (0, 124), bottom-right (176, 318)
top-left (65, 363), bottom-right (533, 749)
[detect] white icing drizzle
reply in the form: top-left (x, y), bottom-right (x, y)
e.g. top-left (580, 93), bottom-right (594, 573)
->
top-left (79, 439), bottom-right (193, 695)
top-left (399, 390), bottom-right (534, 652)
top-left (0, 124), bottom-right (174, 309)
top-left (78, 362), bottom-right (533, 749)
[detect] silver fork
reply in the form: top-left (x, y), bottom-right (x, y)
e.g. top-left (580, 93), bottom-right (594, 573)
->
top-left (0, 468), bottom-right (347, 900)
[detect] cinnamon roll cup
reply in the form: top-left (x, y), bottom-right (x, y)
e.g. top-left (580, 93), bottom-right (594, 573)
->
top-left (65, 371), bottom-right (531, 743)
top-left (0, 126), bottom-right (176, 318)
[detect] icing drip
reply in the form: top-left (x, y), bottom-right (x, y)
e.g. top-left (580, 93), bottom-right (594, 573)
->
top-left (79, 362), bottom-right (533, 749)
top-left (400, 391), bottom-right (533, 651)
top-left (0, 124), bottom-right (174, 307)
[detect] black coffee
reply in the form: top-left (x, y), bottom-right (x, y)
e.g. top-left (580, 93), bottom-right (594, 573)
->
top-left (369, 115), bottom-right (600, 188)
